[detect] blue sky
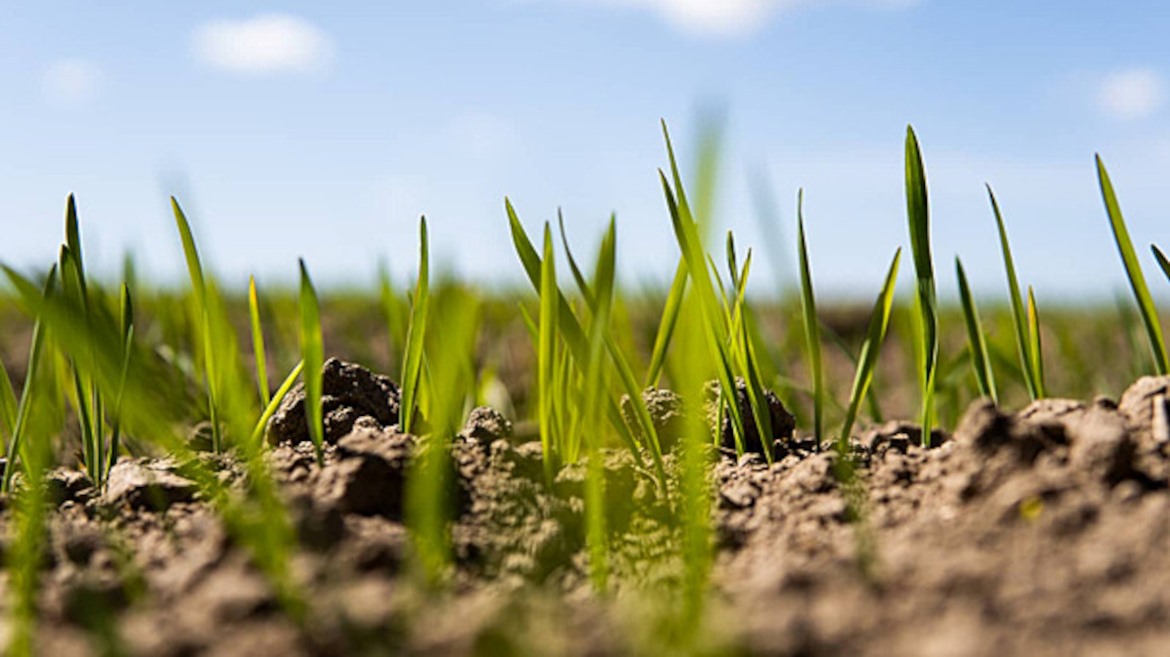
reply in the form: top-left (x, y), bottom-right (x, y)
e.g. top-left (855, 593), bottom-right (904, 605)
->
top-left (2, 1), bottom-right (1169, 300)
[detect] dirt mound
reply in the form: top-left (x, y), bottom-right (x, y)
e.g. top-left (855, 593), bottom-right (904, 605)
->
top-left (6, 362), bottom-right (1170, 656)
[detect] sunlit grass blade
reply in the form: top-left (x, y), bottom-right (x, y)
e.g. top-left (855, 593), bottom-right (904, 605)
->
top-left (796, 190), bottom-right (824, 446)
top-left (1097, 155), bottom-right (1168, 374)
top-left (839, 249), bottom-right (902, 450)
top-left (987, 184), bottom-right (1042, 399)
top-left (253, 361), bottom-right (305, 445)
top-left (645, 258), bottom-right (688, 388)
top-left (248, 276), bottom-right (271, 408)
top-left (401, 217), bottom-right (431, 435)
top-left (1027, 286), bottom-right (1045, 394)
top-left (905, 126), bottom-right (938, 447)
top-left (171, 197), bottom-right (222, 451)
top-left (538, 223), bottom-right (560, 478)
top-left (298, 259), bottom-right (325, 464)
top-left (103, 283), bottom-right (134, 484)
top-left (956, 257), bottom-right (998, 404)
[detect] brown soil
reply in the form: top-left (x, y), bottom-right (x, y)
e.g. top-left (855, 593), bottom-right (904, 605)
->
top-left (4, 360), bottom-right (1170, 656)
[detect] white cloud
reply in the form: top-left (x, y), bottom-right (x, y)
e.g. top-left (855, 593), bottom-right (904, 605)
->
top-left (1099, 68), bottom-right (1165, 121)
top-left (556, 0), bottom-right (920, 38)
top-left (41, 59), bottom-right (101, 105)
top-left (192, 14), bottom-right (334, 75)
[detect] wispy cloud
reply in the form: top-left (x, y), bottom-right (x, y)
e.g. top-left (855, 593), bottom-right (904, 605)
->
top-left (191, 14), bottom-right (334, 75)
top-left (41, 59), bottom-right (101, 105)
top-left (553, 0), bottom-right (921, 38)
top-left (1098, 68), bottom-right (1165, 121)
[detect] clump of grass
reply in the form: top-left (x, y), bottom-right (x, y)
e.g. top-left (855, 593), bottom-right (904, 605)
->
top-left (660, 121), bottom-right (776, 462)
top-left (955, 257), bottom-right (998, 403)
top-left (904, 126), bottom-right (939, 446)
top-left (987, 185), bottom-right (1046, 399)
top-left (1097, 156), bottom-right (1168, 375)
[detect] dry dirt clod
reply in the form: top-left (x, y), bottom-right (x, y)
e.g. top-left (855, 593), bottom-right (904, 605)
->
top-left (460, 406), bottom-right (514, 450)
top-left (314, 424), bottom-right (414, 517)
top-left (267, 358), bottom-right (402, 446)
top-left (103, 459), bottom-right (198, 511)
top-left (621, 387), bottom-right (686, 452)
top-left (704, 378), bottom-right (796, 456)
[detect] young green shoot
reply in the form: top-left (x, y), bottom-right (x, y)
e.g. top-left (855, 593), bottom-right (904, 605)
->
top-left (838, 250), bottom-right (902, 451)
top-left (1097, 155), bottom-right (1168, 374)
top-left (401, 217), bottom-right (430, 435)
top-left (904, 126), bottom-right (938, 447)
top-left (796, 189), bottom-right (825, 446)
top-left (298, 259), bottom-right (325, 464)
top-left (248, 276), bottom-right (271, 408)
top-left (956, 257), bottom-right (998, 404)
top-left (987, 184), bottom-right (1044, 399)
top-left (538, 223), bottom-right (560, 478)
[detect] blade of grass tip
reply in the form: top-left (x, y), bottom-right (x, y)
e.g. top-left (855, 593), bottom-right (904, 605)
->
top-left (839, 249), bottom-right (902, 451)
top-left (956, 257), bottom-right (998, 404)
top-left (539, 223), bottom-right (560, 478)
top-left (1, 267), bottom-right (57, 493)
top-left (400, 217), bottom-right (430, 435)
top-left (248, 276), bottom-right (271, 408)
top-left (1154, 244), bottom-right (1170, 284)
top-left (1026, 286), bottom-right (1046, 396)
top-left (905, 126), bottom-right (938, 447)
top-left (1097, 156), bottom-right (1169, 374)
top-left (298, 259), bottom-right (325, 463)
top-left (796, 190), bottom-right (825, 447)
top-left (987, 184), bottom-right (1039, 399)
top-left (252, 361), bottom-right (305, 445)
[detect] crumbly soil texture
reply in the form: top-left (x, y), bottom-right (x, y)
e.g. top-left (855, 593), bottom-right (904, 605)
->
top-left (5, 358), bottom-right (1170, 656)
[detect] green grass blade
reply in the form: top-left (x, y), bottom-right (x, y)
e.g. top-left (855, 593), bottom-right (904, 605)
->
top-left (905, 126), bottom-right (938, 446)
top-left (0, 359), bottom-right (16, 442)
top-left (987, 184), bottom-right (1040, 399)
top-left (248, 276), bottom-right (271, 408)
top-left (645, 258), bottom-right (688, 388)
top-left (401, 217), bottom-right (431, 435)
top-left (839, 249), bottom-right (902, 449)
top-left (956, 257), bottom-right (998, 404)
top-left (1097, 155), bottom-right (1168, 374)
top-left (252, 361), bottom-right (305, 445)
top-left (538, 223), bottom-right (560, 477)
top-left (796, 190), bottom-right (824, 446)
top-left (298, 259), bottom-right (325, 464)
top-left (1027, 286), bottom-right (1046, 395)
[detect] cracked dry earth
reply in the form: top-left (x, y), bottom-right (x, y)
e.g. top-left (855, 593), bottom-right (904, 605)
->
top-left (4, 358), bottom-right (1170, 656)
